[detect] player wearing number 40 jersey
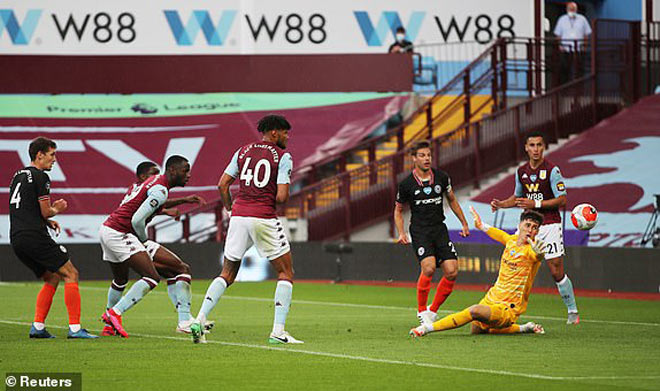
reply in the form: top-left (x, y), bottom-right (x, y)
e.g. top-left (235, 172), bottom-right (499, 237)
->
top-left (191, 114), bottom-right (303, 344)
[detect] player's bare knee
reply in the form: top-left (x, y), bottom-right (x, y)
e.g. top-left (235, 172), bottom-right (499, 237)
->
top-left (443, 267), bottom-right (458, 281)
top-left (421, 264), bottom-right (435, 277)
top-left (43, 273), bottom-right (60, 287)
top-left (62, 265), bottom-right (79, 283)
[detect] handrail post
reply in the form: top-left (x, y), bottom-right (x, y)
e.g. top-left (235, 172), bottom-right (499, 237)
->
top-left (342, 173), bottom-right (351, 241)
top-left (500, 41), bottom-right (508, 108)
top-left (368, 143), bottom-right (377, 185)
top-left (552, 92), bottom-right (561, 141)
top-left (491, 45), bottom-right (499, 110)
top-left (513, 105), bottom-right (521, 162)
top-left (591, 19), bottom-right (599, 123)
top-left (426, 100), bottom-right (433, 139)
top-left (472, 123), bottom-right (481, 189)
top-left (463, 69), bottom-right (471, 125)
top-left (526, 40), bottom-right (533, 97)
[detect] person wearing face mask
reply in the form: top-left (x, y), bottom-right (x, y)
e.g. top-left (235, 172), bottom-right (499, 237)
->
top-left (553, 2), bottom-right (592, 85)
top-left (389, 26), bottom-right (413, 53)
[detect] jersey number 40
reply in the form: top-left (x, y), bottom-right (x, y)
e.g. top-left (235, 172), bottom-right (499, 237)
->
top-left (240, 157), bottom-right (271, 188)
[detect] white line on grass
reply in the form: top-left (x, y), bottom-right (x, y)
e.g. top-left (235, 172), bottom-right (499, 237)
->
top-left (1, 283), bottom-right (658, 327)
top-left (77, 286), bottom-right (660, 327)
top-left (1, 319), bottom-right (658, 382)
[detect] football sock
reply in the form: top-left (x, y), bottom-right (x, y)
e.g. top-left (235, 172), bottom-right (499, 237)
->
top-left (34, 283), bottom-right (56, 325)
top-left (417, 273), bottom-right (432, 312)
top-left (489, 324), bottom-right (522, 334)
top-left (429, 277), bottom-right (455, 313)
top-left (197, 277), bottom-right (228, 323)
top-left (174, 274), bottom-right (192, 323)
top-left (64, 283), bottom-right (81, 329)
top-left (272, 280), bottom-right (293, 335)
top-left (556, 274), bottom-right (578, 313)
top-left (113, 277), bottom-right (158, 315)
top-left (166, 278), bottom-right (178, 307)
top-left (106, 280), bottom-right (127, 310)
top-left (432, 308), bottom-right (473, 332)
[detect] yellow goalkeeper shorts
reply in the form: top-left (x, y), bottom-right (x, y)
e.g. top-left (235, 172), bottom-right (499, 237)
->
top-left (472, 298), bottom-right (518, 330)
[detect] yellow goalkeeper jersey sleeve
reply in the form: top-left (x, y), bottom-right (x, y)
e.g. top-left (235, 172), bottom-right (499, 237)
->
top-left (482, 226), bottom-right (542, 317)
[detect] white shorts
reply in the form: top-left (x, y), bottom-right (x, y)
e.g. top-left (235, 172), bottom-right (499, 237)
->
top-left (99, 225), bottom-right (148, 263)
top-left (536, 223), bottom-right (565, 260)
top-left (144, 240), bottom-right (161, 259)
top-left (224, 216), bottom-right (290, 262)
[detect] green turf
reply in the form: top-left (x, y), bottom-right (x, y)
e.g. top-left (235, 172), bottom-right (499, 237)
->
top-left (1, 281), bottom-right (659, 391)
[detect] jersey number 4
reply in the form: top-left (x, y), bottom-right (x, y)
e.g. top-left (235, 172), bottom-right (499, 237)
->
top-left (240, 157), bottom-right (271, 188)
top-left (10, 183), bottom-right (22, 209)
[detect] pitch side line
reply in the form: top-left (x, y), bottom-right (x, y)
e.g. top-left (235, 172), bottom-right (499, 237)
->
top-left (0, 320), bottom-right (658, 382)
top-left (2, 284), bottom-right (658, 327)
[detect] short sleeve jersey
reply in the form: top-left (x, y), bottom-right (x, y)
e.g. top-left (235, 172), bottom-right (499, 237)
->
top-left (104, 174), bottom-right (170, 234)
top-left (514, 160), bottom-right (566, 225)
top-left (9, 166), bottom-right (51, 237)
top-left (396, 168), bottom-right (452, 230)
top-left (224, 141), bottom-right (292, 219)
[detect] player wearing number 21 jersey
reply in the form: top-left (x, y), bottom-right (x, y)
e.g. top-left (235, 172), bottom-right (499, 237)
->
top-left (191, 114), bottom-right (303, 344)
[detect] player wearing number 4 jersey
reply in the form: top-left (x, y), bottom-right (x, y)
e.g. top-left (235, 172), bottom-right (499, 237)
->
top-left (490, 131), bottom-right (579, 324)
top-left (9, 137), bottom-right (97, 339)
top-left (191, 114), bottom-right (302, 344)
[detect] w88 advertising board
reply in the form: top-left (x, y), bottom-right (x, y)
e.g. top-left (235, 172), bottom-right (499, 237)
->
top-left (0, 0), bottom-right (535, 54)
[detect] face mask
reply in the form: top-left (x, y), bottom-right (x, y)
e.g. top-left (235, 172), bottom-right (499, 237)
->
top-left (396, 33), bottom-right (406, 42)
top-left (567, 11), bottom-right (576, 18)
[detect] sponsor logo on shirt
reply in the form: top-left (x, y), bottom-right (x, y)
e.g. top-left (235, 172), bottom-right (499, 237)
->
top-left (525, 183), bottom-right (540, 192)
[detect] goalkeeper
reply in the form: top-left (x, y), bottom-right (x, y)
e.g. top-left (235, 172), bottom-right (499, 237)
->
top-left (410, 207), bottom-right (547, 337)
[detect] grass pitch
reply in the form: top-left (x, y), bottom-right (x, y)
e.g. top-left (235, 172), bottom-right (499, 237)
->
top-left (1, 280), bottom-right (659, 391)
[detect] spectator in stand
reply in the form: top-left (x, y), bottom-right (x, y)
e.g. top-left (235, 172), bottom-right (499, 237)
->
top-left (389, 27), bottom-right (414, 53)
top-left (553, 2), bottom-right (592, 85)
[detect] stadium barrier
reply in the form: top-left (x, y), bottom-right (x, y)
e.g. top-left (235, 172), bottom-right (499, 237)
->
top-left (1, 243), bottom-right (657, 293)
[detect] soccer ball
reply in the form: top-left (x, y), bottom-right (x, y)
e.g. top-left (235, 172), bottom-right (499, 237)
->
top-left (571, 203), bottom-right (598, 230)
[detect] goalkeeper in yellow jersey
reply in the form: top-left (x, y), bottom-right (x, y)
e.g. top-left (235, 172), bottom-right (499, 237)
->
top-left (410, 206), bottom-right (546, 337)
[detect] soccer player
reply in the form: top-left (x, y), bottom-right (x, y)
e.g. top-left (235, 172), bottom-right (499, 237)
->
top-left (99, 155), bottom-right (192, 338)
top-left (9, 137), bottom-right (97, 339)
top-left (394, 140), bottom-right (470, 327)
top-left (190, 114), bottom-right (302, 344)
top-left (101, 161), bottom-right (209, 336)
top-left (410, 207), bottom-right (546, 337)
top-left (490, 131), bottom-right (579, 324)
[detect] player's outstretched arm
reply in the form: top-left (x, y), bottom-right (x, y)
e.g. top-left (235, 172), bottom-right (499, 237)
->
top-left (162, 194), bottom-right (207, 209)
top-left (217, 173), bottom-right (235, 211)
top-left (446, 188), bottom-right (469, 237)
top-left (393, 202), bottom-right (410, 244)
top-left (470, 206), bottom-right (510, 245)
